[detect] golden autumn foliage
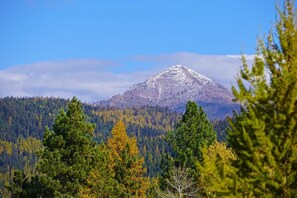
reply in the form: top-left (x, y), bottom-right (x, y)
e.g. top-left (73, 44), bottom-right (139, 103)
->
top-left (107, 121), bottom-right (149, 197)
top-left (0, 137), bottom-right (42, 156)
top-left (79, 165), bottom-right (118, 198)
top-left (80, 121), bottom-right (150, 198)
top-left (0, 140), bottom-right (13, 155)
top-left (107, 121), bottom-right (138, 157)
top-left (92, 108), bottom-right (179, 132)
top-left (79, 148), bottom-right (117, 197)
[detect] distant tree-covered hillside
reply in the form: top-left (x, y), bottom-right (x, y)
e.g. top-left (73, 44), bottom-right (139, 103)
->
top-left (0, 97), bottom-right (184, 177)
top-left (0, 97), bottom-right (69, 142)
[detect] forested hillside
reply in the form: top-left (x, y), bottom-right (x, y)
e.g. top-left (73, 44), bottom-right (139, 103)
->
top-left (0, 97), bottom-right (68, 142)
top-left (0, 97), bottom-right (183, 175)
top-left (0, 97), bottom-right (230, 196)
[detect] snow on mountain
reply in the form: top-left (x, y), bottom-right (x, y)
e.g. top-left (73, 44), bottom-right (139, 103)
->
top-left (99, 65), bottom-right (239, 119)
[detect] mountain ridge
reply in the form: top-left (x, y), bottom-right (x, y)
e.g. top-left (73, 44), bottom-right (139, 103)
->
top-left (99, 65), bottom-right (239, 119)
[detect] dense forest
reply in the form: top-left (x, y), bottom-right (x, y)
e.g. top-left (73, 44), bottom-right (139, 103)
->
top-left (0, 97), bottom-right (176, 173)
top-left (1, 1), bottom-right (297, 197)
top-left (0, 96), bottom-right (228, 196)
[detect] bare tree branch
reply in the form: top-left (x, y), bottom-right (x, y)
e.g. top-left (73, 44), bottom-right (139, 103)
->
top-left (157, 166), bottom-right (199, 198)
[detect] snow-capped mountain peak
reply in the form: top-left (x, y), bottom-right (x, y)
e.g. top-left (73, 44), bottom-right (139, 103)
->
top-left (99, 65), bottom-right (238, 119)
top-left (145, 65), bottom-right (214, 89)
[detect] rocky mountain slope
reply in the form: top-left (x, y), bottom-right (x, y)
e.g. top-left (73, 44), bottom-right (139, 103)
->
top-left (99, 65), bottom-right (239, 119)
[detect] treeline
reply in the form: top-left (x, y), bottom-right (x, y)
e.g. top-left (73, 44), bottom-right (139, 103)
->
top-left (0, 97), bottom-right (68, 142)
top-left (0, 97), bottom-right (179, 143)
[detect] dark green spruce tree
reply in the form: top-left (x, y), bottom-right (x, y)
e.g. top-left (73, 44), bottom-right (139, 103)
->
top-left (228, 0), bottom-right (297, 197)
top-left (160, 101), bottom-right (216, 190)
top-left (169, 101), bottom-right (216, 166)
top-left (35, 97), bottom-right (98, 197)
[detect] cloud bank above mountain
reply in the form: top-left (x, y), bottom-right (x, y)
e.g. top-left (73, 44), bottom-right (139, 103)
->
top-left (0, 53), bottom-right (253, 102)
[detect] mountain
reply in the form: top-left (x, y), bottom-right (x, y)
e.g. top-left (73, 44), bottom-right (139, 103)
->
top-left (99, 65), bottom-right (239, 119)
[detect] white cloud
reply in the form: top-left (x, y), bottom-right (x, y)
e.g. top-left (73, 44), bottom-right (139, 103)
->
top-left (0, 54), bottom-right (254, 102)
top-left (134, 52), bottom-right (254, 88)
top-left (0, 59), bottom-right (150, 102)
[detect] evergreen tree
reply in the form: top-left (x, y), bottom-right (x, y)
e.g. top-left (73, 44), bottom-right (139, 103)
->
top-left (78, 144), bottom-right (121, 198)
top-left (7, 170), bottom-right (51, 198)
top-left (36, 97), bottom-right (98, 197)
top-left (107, 121), bottom-right (149, 197)
top-left (167, 101), bottom-right (216, 168)
top-left (228, 0), bottom-right (297, 196)
top-left (160, 101), bottom-right (216, 190)
top-left (197, 141), bottom-right (237, 197)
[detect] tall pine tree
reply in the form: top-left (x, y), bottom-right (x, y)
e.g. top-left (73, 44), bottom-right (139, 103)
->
top-left (36, 97), bottom-right (98, 197)
top-left (228, 0), bottom-right (297, 196)
top-left (160, 101), bottom-right (216, 190)
top-left (168, 101), bottom-right (216, 168)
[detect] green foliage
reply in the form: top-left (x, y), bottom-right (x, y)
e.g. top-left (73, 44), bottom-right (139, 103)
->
top-left (0, 97), bottom-right (230, 196)
top-left (160, 101), bottom-right (216, 190)
top-left (79, 144), bottom-right (122, 198)
top-left (92, 106), bottom-right (181, 177)
top-left (0, 97), bottom-right (182, 178)
top-left (0, 137), bottom-right (42, 196)
top-left (5, 170), bottom-right (23, 198)
top-left (0, 97), bottom-right (69, 142)
top-left (197, 141), bottom-right (238, 197)
top-left (168, 101), bottom-right (216, 167)
top-left (0, 137), bottom-right (42, 171)
top-left (213, 118), bottom-right (229, 142)
top-left (228, 1), bottom-right (297, 196)
top-left (36, 97), bottom-right (98, 197)
top-left (6, 170), bottom-right (51, 198)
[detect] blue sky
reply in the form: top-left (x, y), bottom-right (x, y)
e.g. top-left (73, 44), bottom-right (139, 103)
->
top-left (0, 0), bottom-right (276, 69)
top-left (0, 1), bottom-right (280, 101)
